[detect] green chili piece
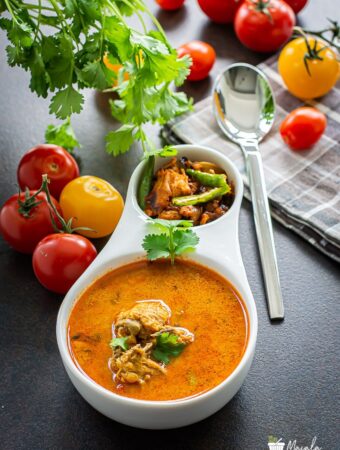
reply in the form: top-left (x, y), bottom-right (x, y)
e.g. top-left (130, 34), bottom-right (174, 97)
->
top-left (172, 185), bottom-right (230, 207)
top-left (186, 169), bottom-right (227, 188)
top-left (138, 155), bottom-right (155, 209)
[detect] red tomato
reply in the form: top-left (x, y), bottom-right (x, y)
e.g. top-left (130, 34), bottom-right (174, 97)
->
top-left (234, 0), bottom-right (295, 53)
top-left (284, 0), bottom-right (308, 13)
top-left (33, 234), bottom-right (97, 294)
top-left (156, 0), bottom-right (185, 10)
top-left (17, 144), bottom-right (79, 199)
top-left (280, 107), bottom-right (327, 151)
top-left (197, 0), bottom-right (243, 23)
top-left (177, 41), bottom-right (216, 81)
top-left (0, 191), bottom-right (61, 254)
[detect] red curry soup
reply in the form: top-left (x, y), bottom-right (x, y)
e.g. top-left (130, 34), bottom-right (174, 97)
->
top-left (68, 259), bottom-right (249, 401)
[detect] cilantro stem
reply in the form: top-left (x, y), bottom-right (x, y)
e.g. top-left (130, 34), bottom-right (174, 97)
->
top-left (124, 0), bottom-right (148, 34)
top-left (20, 3), bottom-right (55, 12)
top-left (3, 0), bottom-right (19, 24)
top-left (168, 226), bottom-right (175, 265)
top-left (135, 0), bottom-right (167, 40)
top-left (33, 0), bottom-right (42, 44)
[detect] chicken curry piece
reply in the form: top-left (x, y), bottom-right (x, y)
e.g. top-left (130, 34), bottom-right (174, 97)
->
top-left (68, 260), bottom-right (248, 401)
top-left (110, 301), bottom-right (194, 384)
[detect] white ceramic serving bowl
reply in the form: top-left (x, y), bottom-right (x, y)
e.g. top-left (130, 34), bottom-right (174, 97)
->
top-left (56, 144), bottom-right (258, 429)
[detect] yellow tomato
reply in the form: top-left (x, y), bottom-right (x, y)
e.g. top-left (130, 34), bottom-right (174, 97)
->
top-left (103, 53), bottom-right (129, 85)
top-left (60, 176), bottom-right (124, 238)
top-left (278, 37), bottom-right (339, 100)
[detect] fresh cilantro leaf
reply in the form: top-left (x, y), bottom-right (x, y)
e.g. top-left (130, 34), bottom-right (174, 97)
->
top-left (0, 17), bottom-right (11, 31)
top-left (103, 17), bottom-right (132, 61)
top-left (142, 220), bottom-right (199, 264)
top-left (28, 47), bottom-right (49, 98)
top-left (152, 332), bottom-right (185, 365)
top-left (173, 229), bottom-right (200, 255)
top-left (78, 60), bottom-right (113, 90)
top-left (106, 124), bottom-right (136, 156)
top-left (6, 44), bottom-right (27, 67)
top-left (149, 219), bottom-right (194, 231)
top-left (175, 55), bottom-right (192, 86)
top-left (45, 119), bottom-right (81, 153)
top-left (1, 0), bottom-right (192, 161)
top-left (110, 337), bottom-right (129, 351)
top-left (144, 145), bottom-right (177, 159)
top-left (109, 99), bottom-right (127, 123)
top-left (142, 233), bottom-right (170, 260)
top-left (49, 86), bottom-right (84, 119)
top-left (8, 21), bottom-right (33, 48)
top-left (41, 36), bottom-right (59, 63)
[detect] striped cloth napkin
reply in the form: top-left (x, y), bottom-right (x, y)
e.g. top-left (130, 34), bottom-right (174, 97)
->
top-left (162, 56), bottom-right (340, 263)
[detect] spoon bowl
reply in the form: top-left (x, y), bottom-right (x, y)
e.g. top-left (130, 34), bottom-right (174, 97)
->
top-left (213, 63), bottom-right (275, 147)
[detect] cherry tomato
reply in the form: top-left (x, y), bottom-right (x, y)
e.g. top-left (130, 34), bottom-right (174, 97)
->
top-left (278, 37), bottom-right (339, 99)
top-left (234, 0), bottom-right (295, 53)
top-left (17, 144), bottom-right (79, 199)
top-left (177, 41), bottom-right (216, 81)
top-left (156, 0), bottom-right (185, 10)
top-left (33, 234), bottom-right (97, 294)
top-left (197, 0), bottom-right (243, 23)
top-left (60, 176), bottom-right (124, 239)
top-left (0, 191), bottom-right (61, 254)
top-left (280, 107), bottom-right (327, 151)
top-left (284, 0), bottom-right (308, 14)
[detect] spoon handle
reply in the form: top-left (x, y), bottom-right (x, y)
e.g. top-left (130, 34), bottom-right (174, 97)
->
top-left (246, 150), bottom-right (284, 320)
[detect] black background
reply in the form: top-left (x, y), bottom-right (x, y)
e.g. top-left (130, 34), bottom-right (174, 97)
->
top-left (0, 1), bottom-right (339, 449)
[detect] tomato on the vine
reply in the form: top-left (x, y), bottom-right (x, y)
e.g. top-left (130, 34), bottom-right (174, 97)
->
top-left (284, 0), bottom-right (308, 14)
top-left (197, 0), bottom-right (243, 23)
top-left (60, 176), bottom-right (124, 239)
top-left (33, 234), bottom-right (97, 294)
top-left (278, 37), bottom-right (339, 99)
top-left (280, 107), bottom-right (327, 151)
top-left (234, 0), bottom-right (295, 53)
top-left (17, 144), bottom-right (79, 199)
top-left (0, 190), bottom-right (61, 254)
top-left (156, 0), bottom-right (185, 10)
top-left (177, 41), bottom-right (216, 81)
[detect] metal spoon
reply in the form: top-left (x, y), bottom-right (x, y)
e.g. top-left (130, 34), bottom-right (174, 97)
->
top-left (213, 63), bottom-right (284, 320)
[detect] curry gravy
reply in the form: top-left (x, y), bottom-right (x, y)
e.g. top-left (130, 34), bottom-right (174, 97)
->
top-left (68, 259), bottom-right (249, 401)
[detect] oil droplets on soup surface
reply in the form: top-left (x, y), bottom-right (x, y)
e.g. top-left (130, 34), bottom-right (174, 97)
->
top-left (68, 259), bottom-right (249, 401)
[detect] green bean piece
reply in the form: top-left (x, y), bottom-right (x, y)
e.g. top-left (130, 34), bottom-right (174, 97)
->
top-left (186, 169), bottom-right (227, 188)
top-left (172, 185), bottom-right (230, 207)
top-left (138, 156), bottom-right (155, 209)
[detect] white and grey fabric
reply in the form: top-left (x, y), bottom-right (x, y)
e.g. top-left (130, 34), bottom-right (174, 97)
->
top-left (162, 55), bottom-right (340, 262)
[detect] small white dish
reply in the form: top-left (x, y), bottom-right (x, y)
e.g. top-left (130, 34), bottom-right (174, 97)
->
top-left (56, 144), bottom-right (258, 429)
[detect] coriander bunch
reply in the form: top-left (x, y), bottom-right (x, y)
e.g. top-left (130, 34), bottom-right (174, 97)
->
top-left (0, 0), bottom-right (192, 155)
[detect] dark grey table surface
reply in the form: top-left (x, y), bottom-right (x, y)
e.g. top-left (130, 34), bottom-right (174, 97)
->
top-left (1, 1), bottom-right (339, 449)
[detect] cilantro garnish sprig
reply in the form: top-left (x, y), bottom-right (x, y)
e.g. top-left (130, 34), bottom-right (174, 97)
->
top-left (110, 336), bottom-right (129, 352)
top-left (0, 1), bottom-right (192, 156)
top-left (142, 219), bottom-right (199, 265)
top-left (152, 332), bottom-right (185, 365)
